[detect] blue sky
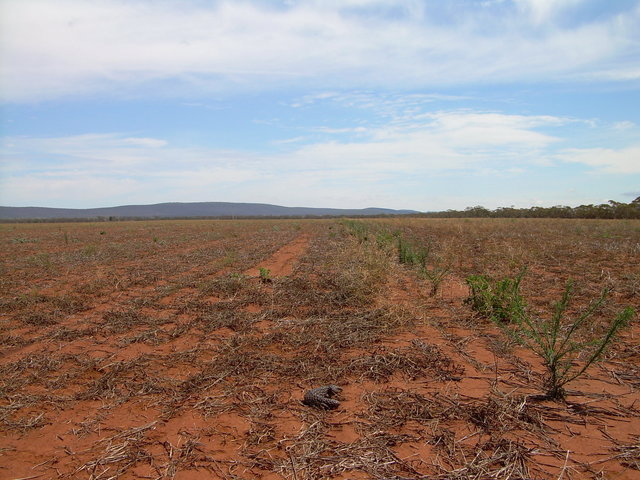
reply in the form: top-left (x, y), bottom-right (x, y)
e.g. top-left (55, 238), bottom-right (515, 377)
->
top-left (1, 0), bottom-right (639, 211)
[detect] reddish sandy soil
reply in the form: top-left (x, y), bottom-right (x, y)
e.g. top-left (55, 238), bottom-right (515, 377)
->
top-left (1, 218), bottom-right (639, 479)
top-left (245, 234), bottom-right (311, 279)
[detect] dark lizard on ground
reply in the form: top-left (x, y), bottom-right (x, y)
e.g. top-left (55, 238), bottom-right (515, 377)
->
top-left (303, 385), bottom-right (342, 410)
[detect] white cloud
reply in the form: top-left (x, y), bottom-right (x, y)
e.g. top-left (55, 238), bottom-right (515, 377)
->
top-left (1, 0), bottom-right (638, 101)
top-left (0, 110), bottom-right (577, 208)
top-left (122, 137), bottom-right (168, 148)
top-left (557, 146), bottom-right (640, 173)
top-left (613, 121), bottom-right (636, 130)
top-left (515, 0), bottom-right (584, 24)
top-left (418, 112), bottom-right (563, 147)
top-left (312, 126), bottom-right (368, 134)
top-left (0, 174), bottom-right (142, 207)
top-left (3, 109), bottom-right (638, 209)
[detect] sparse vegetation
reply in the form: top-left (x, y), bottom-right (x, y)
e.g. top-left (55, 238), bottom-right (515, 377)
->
top-left (1, 217), bottom-right (638, 479)
top-left (421, 262), bottom-right (452, 296)
top-left (466, 268), bottom-right (527, 323)
top-left (259, 266), bottom-right (271, 283)
top-left (467, 270), bottom-right (635, 399)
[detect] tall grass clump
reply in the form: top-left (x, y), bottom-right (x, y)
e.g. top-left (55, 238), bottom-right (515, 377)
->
top-left (466, 271), bottom-right (635, 400)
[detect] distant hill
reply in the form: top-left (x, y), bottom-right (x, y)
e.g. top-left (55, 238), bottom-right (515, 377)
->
top-left (0, 202), bottom-right (419, 220)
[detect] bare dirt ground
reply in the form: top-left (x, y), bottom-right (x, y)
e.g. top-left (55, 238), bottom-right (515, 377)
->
top-left (1, 218), bottom-right (638, 479)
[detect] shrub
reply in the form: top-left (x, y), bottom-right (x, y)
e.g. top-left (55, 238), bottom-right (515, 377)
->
top-left (375, 229), bottom-right (397, 250)
top-left (465, 268), bottom-right (526, 323)
top-left (466, 271), bottom-right (635, 399)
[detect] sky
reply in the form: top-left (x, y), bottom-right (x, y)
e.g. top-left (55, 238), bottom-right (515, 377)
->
top-left (1, 0), bottom-right (639, 211)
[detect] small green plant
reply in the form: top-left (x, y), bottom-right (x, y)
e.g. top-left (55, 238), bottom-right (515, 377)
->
top-left (421, 263), bottom-right (452, 296)
top-left (27, 253), bottom-right (52, 269)
top-left (375, 229), bottom-right (396, 250)
top-left (466, 268), bottom-right (527, 323)
top-left (341, 219), bottom-right (369, 242)
top-left (12, 237), bottom-right (37, 244)
top-left (220, 251), bottom-right (238, 267)
top-left (259, 267), bottom-right (271, 283)
top-left (466, 271), bottom-right (635, 399)
top-left (397, 237), bottom-right (429, 268)
top-left (397, 236), bottom-right (449, 295)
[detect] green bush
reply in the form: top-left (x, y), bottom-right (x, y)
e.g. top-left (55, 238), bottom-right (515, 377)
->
top-left (397, 237), bottom-right (429, 268)
top-left (466, 271), bottom-right (635, 399)
top-left (465, 268), bottom-right (526, 323)
top-left (397, 237), bottom-right (450, 295)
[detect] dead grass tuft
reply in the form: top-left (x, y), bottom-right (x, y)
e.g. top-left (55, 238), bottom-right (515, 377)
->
top-left (20, 310), bottom-right (61, 326)
top-left (75, 356), bottom-right (165, 401)
top-left (156, 434), bottom-right (215, 479)
top-left (431, 437), bottom-right (533, 480)
top-left (350, 339), bottom-right (464, 382)
top-left (363, 389), bottom-right (461, 429)
top-left (0, 393), bottom-right (61, 432)
top-left (611, 436), bottom-right (640, 470)
top-left (101, 308), bottom-right (159, 334)
top-left (199, 273), bottom-right (248, 296)
top-left (464, 390), bottom-right (546, 436)
top-left (261, 412), bottom-right (423, 480)
top-left (0, 354), bottom-right (63, 395)
top-left (198, 309), bottom-right (256, 333)
top-left (74, 422), bottom-right (157, 479)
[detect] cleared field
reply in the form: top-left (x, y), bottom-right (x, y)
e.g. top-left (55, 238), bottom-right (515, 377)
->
top-left (1, 218), bottom-right (639, 479)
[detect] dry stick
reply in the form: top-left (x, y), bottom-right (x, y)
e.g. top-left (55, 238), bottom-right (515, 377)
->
top-left (287, 449), bottom-right (299, 480)
top-left (557, 450), bottom-right (571, 480)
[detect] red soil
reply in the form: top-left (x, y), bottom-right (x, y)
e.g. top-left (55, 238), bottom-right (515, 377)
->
top-left (244, 234), bottom-right (311, 279)
top-left (1, 220), bottom-right (638, 479)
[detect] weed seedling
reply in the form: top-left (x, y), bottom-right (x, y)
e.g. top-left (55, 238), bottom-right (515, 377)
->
top-left (518, 283), bottom-right (634, 399)
top-left (259, 267), bottom-right (272, 283)
top-left (421, 264), bottom-right (452, 296)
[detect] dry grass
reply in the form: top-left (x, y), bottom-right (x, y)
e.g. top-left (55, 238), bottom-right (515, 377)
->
top-left (349, 339), bottom-right (464, 382)
top-left (1, 218), bottom-right (638, 479)
top-left (611, 436), bottom-right (640, 470)
top-left (74, 421), bottom-right (158, 479)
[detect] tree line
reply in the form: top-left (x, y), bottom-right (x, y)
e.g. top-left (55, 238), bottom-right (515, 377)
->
top-left (422, 197), bottom-right (640, 219)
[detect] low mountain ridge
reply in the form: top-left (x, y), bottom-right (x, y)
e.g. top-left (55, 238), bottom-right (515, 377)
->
top-left (0, 202), bottom-right (419, 220)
